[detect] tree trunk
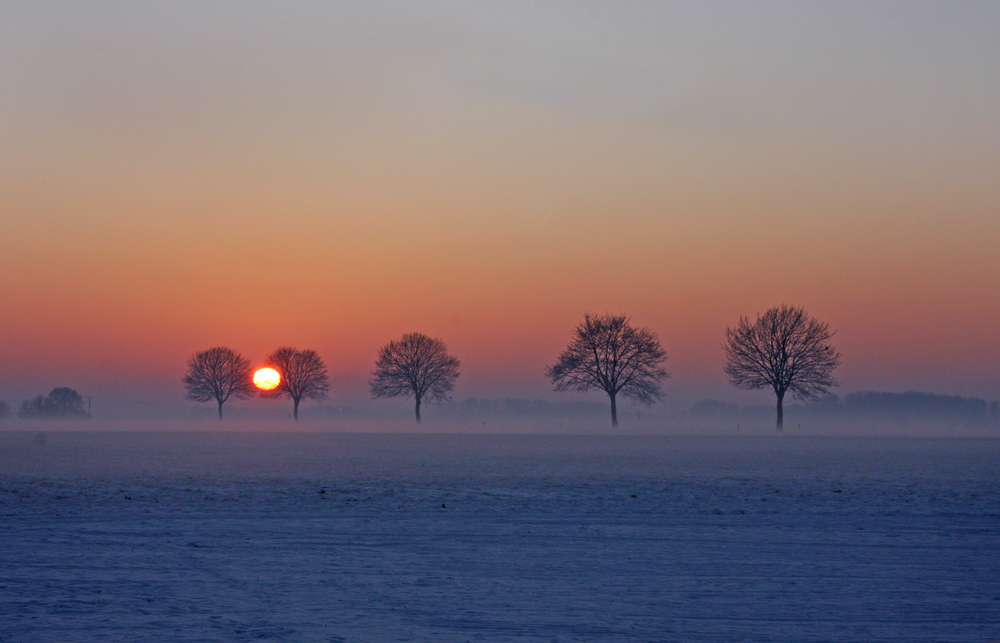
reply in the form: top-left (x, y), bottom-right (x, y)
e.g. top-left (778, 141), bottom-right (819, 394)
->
top-left (218, 399), bottom-right (224, 421)
top-left (415, 395), bottom-right (421, 423)
top-left (775, 389), bottom-right (785, 432)
top-left (610, 391), bottom-right (618, 428)
top-left (293, 397), bottom-right (300, 421)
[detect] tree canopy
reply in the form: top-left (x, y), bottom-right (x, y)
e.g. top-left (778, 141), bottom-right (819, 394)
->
top-left (369, 333), bottom-right (460, 422)
top-left (183, 347), bottom-right (256, 420)
top-left (265, 347), bottom-right (330, 420)
top-left (723, 304), bottom-right (841, 430)
top-left (546, 314), bottom-right (668, 427)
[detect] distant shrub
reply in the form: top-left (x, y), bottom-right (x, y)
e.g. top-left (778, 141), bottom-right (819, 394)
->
top-left (17, 388), bottom-right (89, 419)
top-left (18, 395), bottom-right (46, 418)
top-left (0, 400), bottom-right (9, 419)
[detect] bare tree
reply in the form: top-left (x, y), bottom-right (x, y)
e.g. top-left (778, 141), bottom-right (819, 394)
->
top-left (723, 304), bottom-right (841, 431)
top-left (265, 347), bottom-right (330, 420)
top-left (183, 347), bottom-right (256, 420)
top-left (369, 333), bottom-right (460, 423)
top-left (546, 314), bottom-right (668, 428)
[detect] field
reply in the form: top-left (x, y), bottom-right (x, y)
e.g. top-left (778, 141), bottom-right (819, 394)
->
top-left (1, 431), bottom-right (998, 642)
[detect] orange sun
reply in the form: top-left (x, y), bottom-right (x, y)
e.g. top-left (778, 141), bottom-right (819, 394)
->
top-left (253, 367), bottom-right (281, 391)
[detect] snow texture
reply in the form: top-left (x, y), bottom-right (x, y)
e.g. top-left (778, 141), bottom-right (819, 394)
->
top-left (1, 432), bottom-right (998, 642)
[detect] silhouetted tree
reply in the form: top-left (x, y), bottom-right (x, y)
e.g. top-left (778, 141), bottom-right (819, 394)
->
top-left (723, 304), bottom-right (841, 431)
top-left (183, 347), bottom-right (256, 420)
top-left (48, 387), bottom-right (87, 415)
top-left (546, 314), bottom-right (668, 428)
top-left (17, 387), bottom-right (89, 418)
top-left (369, 333), bottom-right (460, 423)
top-left (265, 347), bottom-right (330, 420)
top-left (0, 399), bottom-right (10, 419)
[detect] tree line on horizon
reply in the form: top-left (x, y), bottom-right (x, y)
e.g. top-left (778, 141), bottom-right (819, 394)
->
top-left (180, 304), bottom-right (841, 430)
top-left (692, 390), bottom-right (1000, 425)
top-left (0, 387), bottom-right (90, 420)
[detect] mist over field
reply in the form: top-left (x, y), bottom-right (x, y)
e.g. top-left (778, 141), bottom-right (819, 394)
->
top-left (5, 385), bottom-right (997, 437)
top-left (2, 414), bottom-right (998, 439)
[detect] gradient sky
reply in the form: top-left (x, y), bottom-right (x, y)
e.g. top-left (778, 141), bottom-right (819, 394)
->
top-left (2, 1), bottom-right (998, 415)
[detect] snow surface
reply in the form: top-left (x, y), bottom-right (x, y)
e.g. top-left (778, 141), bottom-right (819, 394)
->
top-left (1, 432), bottom-right (998, 642)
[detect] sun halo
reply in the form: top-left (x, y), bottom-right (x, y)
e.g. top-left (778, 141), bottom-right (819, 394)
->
top-left (253, 367), bottom-right (281, 391)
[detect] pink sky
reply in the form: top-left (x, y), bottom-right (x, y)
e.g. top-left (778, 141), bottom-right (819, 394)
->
top-left (2, 2), bottom-right (998, 414)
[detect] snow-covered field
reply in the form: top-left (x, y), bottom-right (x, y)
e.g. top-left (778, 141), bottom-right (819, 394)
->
top-left (1, 431), bottom-right (998, 642)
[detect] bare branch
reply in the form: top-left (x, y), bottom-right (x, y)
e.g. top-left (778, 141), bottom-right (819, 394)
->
top-left (722, 304), bottom-right (841, 430)
top-left (369, 333), bottom-right (460, 422)
top-left (546, 314), bottom-right (669, 427)
top-left (183, 347), bottom-right (255, 420)
top-left (264, 347), bottom-right (330, 420)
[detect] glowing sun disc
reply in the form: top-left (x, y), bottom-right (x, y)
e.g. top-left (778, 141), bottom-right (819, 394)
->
top-left (253, 367), bottom-right (281, 391)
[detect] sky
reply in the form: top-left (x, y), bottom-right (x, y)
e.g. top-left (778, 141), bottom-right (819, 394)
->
top-left (2, 1), bottom-right (999, 418)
